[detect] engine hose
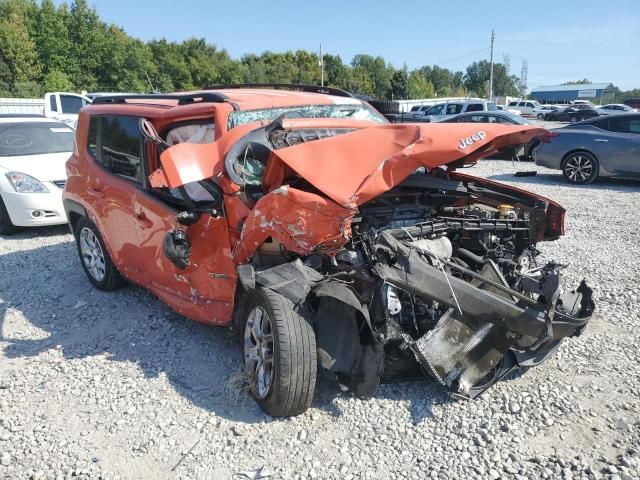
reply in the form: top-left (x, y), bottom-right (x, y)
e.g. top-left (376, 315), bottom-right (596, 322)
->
top-left (455, 248), bottom-right (485, 266)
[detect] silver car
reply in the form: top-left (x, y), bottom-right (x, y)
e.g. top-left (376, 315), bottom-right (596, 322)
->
top-left (533, 113), bottom-right (640, 184)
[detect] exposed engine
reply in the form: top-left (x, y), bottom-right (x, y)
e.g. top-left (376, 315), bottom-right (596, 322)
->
top-left (248, 169), bottom-right (594, 399)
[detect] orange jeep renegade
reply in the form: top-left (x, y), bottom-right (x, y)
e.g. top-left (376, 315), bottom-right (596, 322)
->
top-left (64, 85), bottom-right (593, 416)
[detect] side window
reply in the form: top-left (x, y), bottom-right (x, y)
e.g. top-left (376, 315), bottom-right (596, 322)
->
top-left (88, 117), bottom-right (98, 157)
top-left (628, 119), bottom-right (640, 134)
top-left (508, 101), bottom-right (518, 107)
top-left (60, 95), bottom-right (86, 114)
top-left (607, 117), bottom-right (631, 133)
top-left (447, 104), bottom-right (463, 115)
top-left (526, 102), bottom-right (534, 108)
top-left (49, 95), bottom-right (58, 113)
top-left (517, 102), bottom-right (526, 107)
top-left (465, 103), bottom-right (483, 112)
top-left (88, 115), bottom-right (144, 183)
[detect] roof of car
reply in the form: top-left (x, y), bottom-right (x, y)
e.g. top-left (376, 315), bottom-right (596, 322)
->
top-left (88, 87), bottom-right (364, 112)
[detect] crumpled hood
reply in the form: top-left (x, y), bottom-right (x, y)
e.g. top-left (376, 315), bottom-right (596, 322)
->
top-left (270, 122), bottom-right (547, 207)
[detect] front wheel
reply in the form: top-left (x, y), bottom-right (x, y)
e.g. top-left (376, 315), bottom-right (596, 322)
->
top-left (242, 287), bottom-right (317, 416)
top-left (562, 151), bottom-right (599, 184)
top-left (570, 116), bottom-right (579, 123)
top-left (537, 113), bottom-right (544, 120)
top-left (0, 196), bottom-right (18, 235)
top-left (75, 217), bottom-right (124, 291)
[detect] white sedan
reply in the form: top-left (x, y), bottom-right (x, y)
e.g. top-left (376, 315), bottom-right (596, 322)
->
top-left (0, 115), bottom-right (74, 234)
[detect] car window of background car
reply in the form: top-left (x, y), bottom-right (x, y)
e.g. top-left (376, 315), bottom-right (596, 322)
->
top-left (0, 122), bottom-right (75, 157)
top-left (427, 104), bottom-right (445, 115)
top-left (508, 101), bottom-right (518, 107)
top-left (465, 103), bottom-right (483, 112)
top-left (446, 104), bottom-right (463, 115)
top-left (60, 95), bottom-right (87, 114)
top-left (89, 115), bottom-right (144, 183)
top-left (487, 102), bottom-right (497, 111)
top-left (49, 95), bottom-right (58, 112)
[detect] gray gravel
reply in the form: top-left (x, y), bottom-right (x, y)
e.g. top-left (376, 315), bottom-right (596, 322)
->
top-left (1, 160), bottom-right (639, 480)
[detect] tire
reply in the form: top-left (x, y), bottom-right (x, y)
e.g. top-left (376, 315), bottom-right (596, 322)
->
top-left (75, 217), bottom-right (124, 291)
top-left (241, 287), bottom-right (317, 416)
top-left (0, 195), bottom-right (18, 235)
top-left (537, 113), bottom-right (544, 120)
top-left (562, 151), bottom-right (599, 184)
top-left (570, 116), bottom-right (578, 123)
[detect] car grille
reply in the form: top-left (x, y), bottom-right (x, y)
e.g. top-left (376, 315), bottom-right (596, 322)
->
top-left (52, 180), bottom-right (66, 189)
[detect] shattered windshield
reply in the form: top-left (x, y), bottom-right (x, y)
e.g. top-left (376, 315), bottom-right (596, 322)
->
top-left (228, 103), bottom-right (387, 130)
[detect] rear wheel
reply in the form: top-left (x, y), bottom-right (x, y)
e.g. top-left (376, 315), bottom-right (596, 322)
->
top-left (75, 217), bottom-right (124, 291)
top-left (0, 196), bottom-right (18, 235)
top-left (570, 116), bottom-right (579, 123)
top-left (537, 113), bottom-right (544, 120)
top-left (562, 151), bottom-right (599, 184)
top-left (242, 287), bottom-right (317, 416)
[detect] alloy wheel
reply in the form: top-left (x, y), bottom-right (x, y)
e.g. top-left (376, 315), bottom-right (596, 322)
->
top-left (79, 227), bottom-right (106, 282)
top-left (564, 155), bottom-right (594, 183)
top-left (244, 306), bottom-right (275, 399)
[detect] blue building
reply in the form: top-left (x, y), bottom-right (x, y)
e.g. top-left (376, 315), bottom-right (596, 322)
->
top-left (530, 83), bottom-right (614, 104)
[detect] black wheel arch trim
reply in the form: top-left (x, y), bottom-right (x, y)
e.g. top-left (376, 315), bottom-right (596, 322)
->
top-left (63, 199), bottom-right (87, 235)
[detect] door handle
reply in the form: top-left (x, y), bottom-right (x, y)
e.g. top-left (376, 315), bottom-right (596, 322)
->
top-left (134, 211), bottom-right (153, 229)
top-left (594, 138), bottom-right (609, 143)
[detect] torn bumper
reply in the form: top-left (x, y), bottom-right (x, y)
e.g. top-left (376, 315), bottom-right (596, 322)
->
top-left (373, 232), bottom-right (594, 399)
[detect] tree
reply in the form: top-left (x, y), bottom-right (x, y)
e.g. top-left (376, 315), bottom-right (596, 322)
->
top-left (351, 54), bottom-right (393, 99)
top-left (408, 71), bottom-right (435, 99)
top-left (35, 0), bottom-right (72, 76)
top-left (464, 60), bottom-right (520, 97)
top-left (0, 8), bottom-right (42, 91)
top-left (322, 54), bottom-right (350, 90)
top-left (43, 69), bottom-right (71, 91)
top-left (562, 79), bottom-right (591, 85)
top-left (390, 67), bottom-right (408, 99)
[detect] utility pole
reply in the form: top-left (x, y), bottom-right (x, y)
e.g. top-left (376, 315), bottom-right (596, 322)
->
top-left (319, 43), bottom-right (324, 87)
top-left (488, 29), bottom-right (495, 101)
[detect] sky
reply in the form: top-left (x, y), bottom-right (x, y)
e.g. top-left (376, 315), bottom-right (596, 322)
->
top-left (55, 0), bottom-right (640, 90)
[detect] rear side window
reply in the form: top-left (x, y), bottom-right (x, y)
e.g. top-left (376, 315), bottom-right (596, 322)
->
top-left (87, 115), bottom-right (144, 184)
top-left (49, 96), bottom-right (58, 112)
top-left (465, 103), bottom-right (483, 112)
top-left (508, 101), bottom-right (518, 107)
top-left (607, 117), bottom-right (640, 134)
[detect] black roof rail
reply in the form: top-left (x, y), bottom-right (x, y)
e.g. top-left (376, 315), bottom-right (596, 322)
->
top-left (91, 92), bottom-right (228, 106)
top-left (203, 83), bottom-right (355, 98)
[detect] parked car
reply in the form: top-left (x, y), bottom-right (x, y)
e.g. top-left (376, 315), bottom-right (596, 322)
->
top-left (439, 111), bottom-right (538, 159)
top-left (534, 105), bottom-right (562, 120)
top-left (595, 103), bottom-right (638, 115)
top-left (64, 87), bottom-right (593, 416)
top-left (543, 106), bottom-right (599, 122)
top-left (414, 100), bottom-right (498, 122)
top-left (497, 105), bottom-right (522, 115)
top-left (624, 98), bottom-right (640, 110)
top-left (0, 115), bottom-right (73, 234)
top-left (408, 105), bottom-right (432, 117)
top-left (533, 113), bottom-right (640, 184)
top-left (507, 100), bottom-right (542, 116)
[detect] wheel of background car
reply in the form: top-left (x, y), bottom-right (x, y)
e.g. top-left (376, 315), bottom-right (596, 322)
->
top-left (562, 151), bottom-right (599, 185)
top-left (241, 287), bottom-right (317, 416)
top-left (75, 217), bottom-right (124, 291)
top-left (570, 116), bottom-right (578, 123)
top-left (0, 195), bottom-right (18, 235)
top-left (537, 113), bottom-right (544, 120)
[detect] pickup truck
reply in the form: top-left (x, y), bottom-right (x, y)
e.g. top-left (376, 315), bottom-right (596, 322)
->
top-left (0, 92), bottom-right (91, 128)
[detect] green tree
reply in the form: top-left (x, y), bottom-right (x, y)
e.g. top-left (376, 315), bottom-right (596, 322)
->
top-left (408, 71), bottom-right (435, 99)
top-left (562, 79), bottom-right (591, 85)
top-left (35, 0), bottom-right (72, 76)
top-left (390, 66), bottom-right (408, 99)
top-left (351, 54), bottom-right (392, 99)
top-left (43, 69), bottom-right (71, 91)
top-left (322, 54), bottom-right (350, 90)
top-left (464, 60), bottom-right (520, 97)
top-left (0, 8), bottom-right (42, 91)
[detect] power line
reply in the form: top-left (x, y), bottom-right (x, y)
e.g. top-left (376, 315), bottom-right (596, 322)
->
top-left (433, 47), bottom-right (490, 66)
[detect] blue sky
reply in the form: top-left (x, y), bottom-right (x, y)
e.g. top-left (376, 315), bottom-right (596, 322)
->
top-left (58, 0), bottom-right (640, 90)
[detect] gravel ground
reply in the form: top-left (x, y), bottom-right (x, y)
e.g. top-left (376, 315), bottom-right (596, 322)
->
top-left (1, 160), bottom-right (639, 480)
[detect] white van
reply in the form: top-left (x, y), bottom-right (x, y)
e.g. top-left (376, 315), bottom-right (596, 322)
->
top-left (419, 100), bottom-right (498, 121)
top-left (507, 100), bottom-right (543, 116)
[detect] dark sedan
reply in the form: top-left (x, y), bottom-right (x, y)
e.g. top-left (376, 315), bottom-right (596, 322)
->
top-left (533, 113), bottom-right (640, 184)
top-left (439, 111), bottom-right (538, 159)
top-left (544, 107), bottom-right (599, 123)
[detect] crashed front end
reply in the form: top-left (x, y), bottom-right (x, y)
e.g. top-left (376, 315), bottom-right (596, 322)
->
top-left (154, 119), bottom-right (595, 399)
